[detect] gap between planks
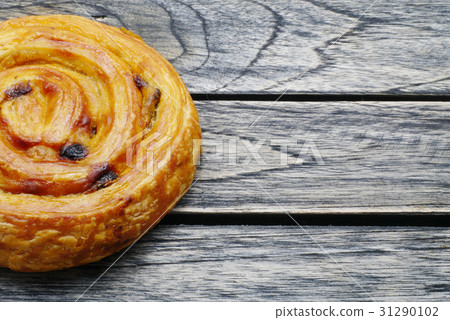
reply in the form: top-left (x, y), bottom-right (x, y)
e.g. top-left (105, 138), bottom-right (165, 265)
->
top-left (163, 212), bottom-right (450, 227)
top-left (191, 94), bottom-right (450, 102)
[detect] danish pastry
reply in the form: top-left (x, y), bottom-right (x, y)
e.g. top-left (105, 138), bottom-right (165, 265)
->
top-left (0, 15), bottom-right (201, 271)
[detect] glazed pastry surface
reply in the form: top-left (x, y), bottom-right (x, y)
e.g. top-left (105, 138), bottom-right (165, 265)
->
top-left (0, 15), bottom-right (201, 271)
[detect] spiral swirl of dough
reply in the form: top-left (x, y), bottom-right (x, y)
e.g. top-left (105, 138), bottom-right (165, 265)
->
top-left (0, 15), bottom-right (201, 271)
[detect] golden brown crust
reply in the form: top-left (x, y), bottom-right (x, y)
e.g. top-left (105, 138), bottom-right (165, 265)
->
top-left (0, 15), bottom-right (201, 271)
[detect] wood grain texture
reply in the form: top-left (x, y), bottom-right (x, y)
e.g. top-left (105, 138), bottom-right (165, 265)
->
top-left (171, 100), bottom-right (450, 215)
top-left (0, 0), bottom-right (447, 303)
top-left (0, 225), bottom-right (448, 301)
top-left (0, 0), bottom-right (448, 94)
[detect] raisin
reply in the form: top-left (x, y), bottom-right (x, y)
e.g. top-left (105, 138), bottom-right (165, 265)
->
top-left (94, 170), bottom-right (118, 190)
top-left (133, 74), bottom-right (147, 90)
top-left (5, 82), bottom-right (32, 99)
top-left (149, 88), bottom-right (161, 109)
top-left (59, 143), bottom-right (88, 160)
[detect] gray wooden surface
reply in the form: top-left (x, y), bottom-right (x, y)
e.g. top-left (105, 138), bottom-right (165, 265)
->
top-left (1, 0), bottom-right (449, 94)
top-left (0, 225), bottom-right (448, 301)
top-left (0, 0), bottom-right (448, 302)
top-left (174, 100), bottom-right (450, 215)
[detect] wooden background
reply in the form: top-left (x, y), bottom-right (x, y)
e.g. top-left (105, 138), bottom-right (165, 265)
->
top-left (0, 0), bottom-right (449, 301)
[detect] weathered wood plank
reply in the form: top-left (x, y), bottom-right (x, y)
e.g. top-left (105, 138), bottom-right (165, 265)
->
top-left (0, 225), bottom-right (448, 301)
top-left (0, 0), bottom-right (448, 94)
top-left (171, 100), bottom-right (450, 215)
